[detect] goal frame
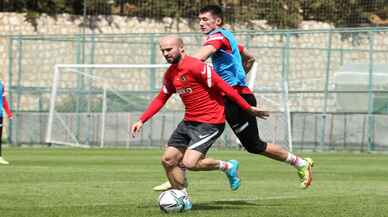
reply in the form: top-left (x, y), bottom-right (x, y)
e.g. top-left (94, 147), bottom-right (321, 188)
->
top-left (46, 63), bottom-right (292, 150)
top-left (45, 64), bottom-right (168, 147)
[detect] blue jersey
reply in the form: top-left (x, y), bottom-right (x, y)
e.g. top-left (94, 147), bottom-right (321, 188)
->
top-left (206, 28), bottom-right (247, 87)
top-left (0, 82), bottom-right (3, 117)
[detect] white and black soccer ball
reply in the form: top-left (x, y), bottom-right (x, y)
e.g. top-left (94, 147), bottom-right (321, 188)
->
top-left (158, 189), bottom-right (191, 213)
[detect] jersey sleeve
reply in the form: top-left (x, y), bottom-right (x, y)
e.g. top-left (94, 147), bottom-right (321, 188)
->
top-left (197, 64), bottom-right (251, 111)
top-left (204, 32), bottom-right (225, 50)
top-left (1, 85), bottom-right (12, 118)
top-left (238, 44), bottom-right (244, 53)
top-left (2, 96), bottom-right (12, 118)
top-left (138, 72), bottom-right (174, 123)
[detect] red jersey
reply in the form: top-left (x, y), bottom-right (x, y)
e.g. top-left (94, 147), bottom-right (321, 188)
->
top-left (205, 32), bottom-right (244, 54)
top-left (139, 56), bottom-right (251, 124)
top-left (0, 82), bottom-right (12, 118)
top-left (204, 32), bottom-right (252, 95)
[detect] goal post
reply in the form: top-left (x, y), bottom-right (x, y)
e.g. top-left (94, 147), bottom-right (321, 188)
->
top-left (46, 63), bottom-right (292, 150)
top-left (46, 64), bottom-right (169, 148)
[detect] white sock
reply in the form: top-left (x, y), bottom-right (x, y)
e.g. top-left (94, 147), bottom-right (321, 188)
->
top-left (218, 160), bottom-right (231, 171)
top-left (182, 188), bottom-right (188, 196)
top-left (286, 153), bottom-right (307, 169)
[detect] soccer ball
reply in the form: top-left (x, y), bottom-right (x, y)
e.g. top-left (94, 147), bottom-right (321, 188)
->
top-left (158, 189), bottom-right (192, 213)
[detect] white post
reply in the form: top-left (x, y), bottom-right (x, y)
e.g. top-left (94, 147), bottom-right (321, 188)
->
top-left (127, 114), bottom-right (131, 149)
top-left (46, 65), bottom-right (60, 143)
top-left (285, 84), bottom-right (293, 152)
top-left (248, 62), bottom-right (258, 91)
top-left (100, 83), bottom-right (107, 148)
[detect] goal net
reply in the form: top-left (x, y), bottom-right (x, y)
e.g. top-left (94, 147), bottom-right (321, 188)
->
top-left (45, 64), bottom-right (171, 148)
top-left (46, 64), bottom-right (292, 150)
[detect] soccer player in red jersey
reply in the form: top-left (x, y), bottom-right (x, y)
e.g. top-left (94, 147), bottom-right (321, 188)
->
top-left (154, 5), bottom-right (313, 191)
top-left (131, 35), bottom-right (268, 193)
top-left (0, 81), bottom-right (13, 165)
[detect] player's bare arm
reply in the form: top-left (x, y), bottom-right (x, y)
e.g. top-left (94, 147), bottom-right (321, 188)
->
top-left (193, 45), bottom-right (216, 61)
top-left (240, 49), bottom-right (255, 74)
top-left (131, 120), bottom-right (144, 138)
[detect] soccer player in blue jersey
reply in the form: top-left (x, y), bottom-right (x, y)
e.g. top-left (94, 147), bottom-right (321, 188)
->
top-left (0, 81), bottom-right (13, 165)
top-left (154, 5), bottom-right (314, 191)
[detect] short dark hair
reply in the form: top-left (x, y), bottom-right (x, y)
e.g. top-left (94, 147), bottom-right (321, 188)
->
top-left (199, 5), bottom-right (224, 24)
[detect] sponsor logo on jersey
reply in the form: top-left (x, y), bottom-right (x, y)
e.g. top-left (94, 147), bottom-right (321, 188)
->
top-left (176, 87), bottom-right (192, 95)
top-left (207, 33), bottom-right (224, 42)
top-left (162, 85), bottom-right (169, 94)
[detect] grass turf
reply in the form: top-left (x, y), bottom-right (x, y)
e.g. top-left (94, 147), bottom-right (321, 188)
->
top-left (0, 148), bottom-right (387, 217)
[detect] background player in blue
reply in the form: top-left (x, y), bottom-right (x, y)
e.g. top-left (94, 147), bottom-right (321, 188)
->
top-left (0, 81), bottom-right (13, 165)
top-left (154, 5), bottom-right (314, 191)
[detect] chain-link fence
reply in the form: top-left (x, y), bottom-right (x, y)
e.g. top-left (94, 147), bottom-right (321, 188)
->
top-left (3, 27), bottom-right (388, 151)
top-left (1, 0), bottom-right (387, 29)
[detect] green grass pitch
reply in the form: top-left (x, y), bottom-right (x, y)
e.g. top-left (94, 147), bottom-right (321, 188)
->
top-left (0, 148), bottom-right (387, 217)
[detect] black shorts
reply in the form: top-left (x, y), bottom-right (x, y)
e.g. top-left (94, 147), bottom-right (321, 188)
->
top-left (167, 121), bottom-right (225, 154)
top-left (0, 116), bottom-right (3, 145)
top-left (224, 94), bottom-right (268, 154)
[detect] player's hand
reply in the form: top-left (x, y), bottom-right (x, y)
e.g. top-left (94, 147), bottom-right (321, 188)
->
top-left (8, 113), bottom-right (13, 120)
top-left (130, 120), bottom-right (144, 138)
top-left (248, 106), bottom-right (269, 119)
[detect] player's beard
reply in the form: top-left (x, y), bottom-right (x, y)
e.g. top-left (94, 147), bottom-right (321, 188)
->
top-left (170, 53), bottom-right (181, 64)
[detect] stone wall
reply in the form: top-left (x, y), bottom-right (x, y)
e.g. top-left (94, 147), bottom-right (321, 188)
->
top-left (1, 13), bottom-right (387, 113)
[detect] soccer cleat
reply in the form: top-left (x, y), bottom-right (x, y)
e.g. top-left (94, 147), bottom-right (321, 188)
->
top-left (182, 197), bottom-right (192, 211)
top-left (224, 160), bottom-right (241, 191)
top-left (0, 157), bottom-right (9, 165)
top-left (153, 178), bottom-right (189, 191)
top-left (297, 157), bottom-right (314, 189)
top-left (153, 181), bottom-right (172, 191)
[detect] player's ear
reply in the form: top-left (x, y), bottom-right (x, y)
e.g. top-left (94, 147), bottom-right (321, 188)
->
top-left (179, 46), bottom-right (184, 53)
top-left (215, 17), bottom-right (222, 26)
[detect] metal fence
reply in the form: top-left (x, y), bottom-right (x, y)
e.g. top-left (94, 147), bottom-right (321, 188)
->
top-left (2, 27), bottom-right (388, 151)
top-left (1, 0), bottom-right (387, 29)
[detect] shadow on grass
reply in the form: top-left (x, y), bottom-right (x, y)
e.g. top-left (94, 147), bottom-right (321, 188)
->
top-left (139, 198), bottom-right (285, 211)
top-left (192, 199), bottom-right (267, 211)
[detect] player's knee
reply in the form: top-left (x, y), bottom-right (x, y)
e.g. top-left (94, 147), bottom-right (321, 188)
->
top-left (181, 159), bottom-right (198, 171)
top-left (161, 155), bottom-right (179, 168)
top-left (245, 140), bottom-right (267, 154)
